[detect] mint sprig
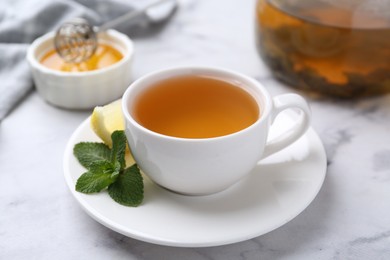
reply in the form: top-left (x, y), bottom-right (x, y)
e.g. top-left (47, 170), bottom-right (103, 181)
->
top-left (73, 130), bottom-right (143, 207)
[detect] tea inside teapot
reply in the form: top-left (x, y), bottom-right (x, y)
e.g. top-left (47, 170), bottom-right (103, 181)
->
top-left (256, 0), bottom-right (390, 98)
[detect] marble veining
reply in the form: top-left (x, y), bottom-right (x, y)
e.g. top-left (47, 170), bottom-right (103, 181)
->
top-left (322, 128), bottom-right (354, 165)
top-left (373, 150), bottom-right (390, 172)
top-left (1, 0), bottom-right (390, 259)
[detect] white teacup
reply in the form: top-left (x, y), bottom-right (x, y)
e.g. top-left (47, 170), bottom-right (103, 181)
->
top-left (122, 67), bottom-right (311, 195)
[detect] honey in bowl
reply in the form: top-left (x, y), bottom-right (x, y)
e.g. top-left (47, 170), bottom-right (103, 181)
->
top-left (40, 44), bottom-right (123, 72)
top-left (131, 75), bottom-right (260, 139)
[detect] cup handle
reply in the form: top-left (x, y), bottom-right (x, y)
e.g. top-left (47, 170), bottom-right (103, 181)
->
top-left (262, 94), bottom-right (311, 159)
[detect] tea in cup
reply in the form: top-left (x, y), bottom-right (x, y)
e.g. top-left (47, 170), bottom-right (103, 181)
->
top-left (122, 67), bottom-right (311, 195)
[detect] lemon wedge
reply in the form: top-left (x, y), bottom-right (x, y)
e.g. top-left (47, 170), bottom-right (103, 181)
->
top-left (90, 99), bottom-right (135, 165)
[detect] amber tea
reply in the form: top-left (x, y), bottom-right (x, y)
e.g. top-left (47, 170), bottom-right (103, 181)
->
top-left (256, 0), bottom-right (390, 97)
top-left (131, 75), bottom-right (260, 138)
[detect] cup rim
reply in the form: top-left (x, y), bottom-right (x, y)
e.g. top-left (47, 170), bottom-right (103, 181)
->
top-left (122, 66), bottom-right (272, 142)
top-left (26, 29), bottom-right (134, 77)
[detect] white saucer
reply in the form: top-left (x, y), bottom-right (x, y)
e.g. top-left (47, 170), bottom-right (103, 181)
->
top-left (63, 113), bottom-right (327, 247)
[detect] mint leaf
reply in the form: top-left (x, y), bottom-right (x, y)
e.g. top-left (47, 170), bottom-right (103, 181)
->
top-left (76, 161), bottom-right (118, 193)
top-left (74, 142), bottom-right (111, 169)
top-left (110, 131), bottom-right (127, 170)
top-left (74, 131), bottom-right (144, 207)
top-left (108, 164), bottom-right (144, 207)
top-left (110, 161), bottom-right (122, 180)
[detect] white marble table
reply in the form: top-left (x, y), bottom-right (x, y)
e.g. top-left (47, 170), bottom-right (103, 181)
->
top-left (2, 0), bottom-right (390, 259)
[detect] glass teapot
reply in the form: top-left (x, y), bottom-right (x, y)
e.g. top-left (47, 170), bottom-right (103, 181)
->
top-left (255, 0), bottom-right (390, 98)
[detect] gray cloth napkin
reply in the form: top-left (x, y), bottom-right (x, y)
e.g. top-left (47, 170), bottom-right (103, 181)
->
top-left (0, 0), bottom-right (174, 121)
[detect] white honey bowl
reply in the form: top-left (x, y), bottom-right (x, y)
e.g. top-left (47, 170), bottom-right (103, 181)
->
top-left (27, 29), bottom-right (134, 109)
